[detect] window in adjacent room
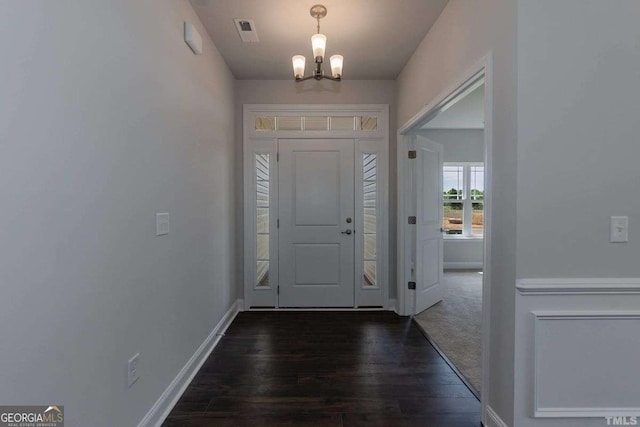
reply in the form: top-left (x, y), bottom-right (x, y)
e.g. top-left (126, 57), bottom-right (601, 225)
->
top-left (443, 163), bottom-right (484, 237)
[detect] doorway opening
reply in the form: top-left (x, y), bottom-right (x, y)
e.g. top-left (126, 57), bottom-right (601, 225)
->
top-left (414, 80), bottom-right (485, 395)
top-left (397, 56), bottom-right (493, 422)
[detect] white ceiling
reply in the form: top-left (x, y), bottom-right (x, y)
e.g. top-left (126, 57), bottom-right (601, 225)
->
top-left (189, 0), bottom-right (449, 80)
top-left (421, 84), bottom-right (485, 129)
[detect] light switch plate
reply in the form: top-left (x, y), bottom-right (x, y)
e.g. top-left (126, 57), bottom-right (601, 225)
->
top-left (610, 216), bottom-right (628, 243)
top-left (156, 213), bottom-right (169, 236)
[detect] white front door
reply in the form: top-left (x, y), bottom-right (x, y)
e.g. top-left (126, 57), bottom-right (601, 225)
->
top-left (414, 136), bottom-right (444, 313)
top-left (278, 139), bottom-right (355, 307)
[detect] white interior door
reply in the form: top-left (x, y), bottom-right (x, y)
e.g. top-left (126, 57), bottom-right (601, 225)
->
top-left (414, 136), bottom-right (444, 314)
top-left (278, 139), bottom-right (355, 307)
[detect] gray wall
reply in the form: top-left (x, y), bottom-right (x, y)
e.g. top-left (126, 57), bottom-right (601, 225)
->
top-left (0, 1), bottom-right (236, 426)
top-left (235, 79), bottom-right (397, 298)
top-left (397, 0), bottom-right (518, 423)
top-left (516, 0), bottom-right (640, 279)
top-left (443, 239), bottom-right (483, 269)
top-left (420, 129), bottom-right (484, 163)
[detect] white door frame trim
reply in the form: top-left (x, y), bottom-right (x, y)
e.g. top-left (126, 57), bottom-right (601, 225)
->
top-left (243, 104), bottom-right (390, 310)
top-left (396, 53), bottom-right (494, 425)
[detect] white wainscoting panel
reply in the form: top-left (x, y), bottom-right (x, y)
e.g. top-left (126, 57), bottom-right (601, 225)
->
top-left (515, 279), bottom-right (640, 427)
top-left (533, 311), bottom-right (640, 417)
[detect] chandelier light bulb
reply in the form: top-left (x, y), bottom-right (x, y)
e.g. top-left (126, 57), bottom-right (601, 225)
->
top-left (311, 33), bottom-right (327, 59)
top-left (292, 55), bottom-right (306, 79)
top-left (330, 55), bottom-right (343, 78)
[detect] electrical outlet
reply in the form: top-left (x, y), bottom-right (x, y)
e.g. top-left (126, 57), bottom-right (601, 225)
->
top-left (127, 353), bottom-right (140, 388)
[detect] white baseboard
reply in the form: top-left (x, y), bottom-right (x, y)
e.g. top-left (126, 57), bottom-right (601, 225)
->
top-left (444, 262), bottom-right (483, 270)
top-left (486, 405), bottom-right (509, 427)
top-left (388, 298), bottom-right (397, 313)
top-left (137, 299), bottom-right (242, 427)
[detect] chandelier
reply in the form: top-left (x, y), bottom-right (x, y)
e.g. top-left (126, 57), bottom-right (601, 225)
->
top-left (292, 4), bottom-right (343, 82)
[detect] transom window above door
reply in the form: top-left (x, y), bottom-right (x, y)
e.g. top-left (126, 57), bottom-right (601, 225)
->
top-left (255, 115), bottom-right (378, 132)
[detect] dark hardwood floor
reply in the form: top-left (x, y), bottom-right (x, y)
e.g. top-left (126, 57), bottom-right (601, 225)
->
top-left (163, 311), bottom-right (480, 427)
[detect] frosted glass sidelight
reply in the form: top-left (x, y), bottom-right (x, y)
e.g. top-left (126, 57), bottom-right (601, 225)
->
top-left (363, 154), bottom-right (378, 287)
top-left (256, 154), bottom-right (270, 287)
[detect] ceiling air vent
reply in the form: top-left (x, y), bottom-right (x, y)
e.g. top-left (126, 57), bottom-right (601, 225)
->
top-left (234, 19), bottom-right (259, 43)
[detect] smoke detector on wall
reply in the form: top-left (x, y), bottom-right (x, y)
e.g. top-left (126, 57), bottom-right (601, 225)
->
top-left (234, 19), bottom-right (259, 42)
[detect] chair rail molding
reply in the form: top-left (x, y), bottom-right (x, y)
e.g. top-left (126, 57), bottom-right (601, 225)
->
top-left (517, 278), bottom-right (640, 295)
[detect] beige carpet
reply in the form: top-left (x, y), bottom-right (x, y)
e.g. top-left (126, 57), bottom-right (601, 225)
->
top-left (414, 270), bottom-right (482, 393)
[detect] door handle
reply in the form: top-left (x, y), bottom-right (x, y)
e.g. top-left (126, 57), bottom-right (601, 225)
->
top-left (341, 229), bottom-right (353, 235)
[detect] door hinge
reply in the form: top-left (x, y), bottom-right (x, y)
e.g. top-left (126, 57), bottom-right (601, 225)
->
top-left (408, 150), bottom-right (417, 159)
top-left (408, 216), bottom-right (416, 225)
top-left (277, 218), bottom-right (280, 228)
top-left (408, 281), bottom-right (416, 290)
top-left (277, 152), bottom-right (279, 162)
top-left (277, 286), bottom-right (280, 295)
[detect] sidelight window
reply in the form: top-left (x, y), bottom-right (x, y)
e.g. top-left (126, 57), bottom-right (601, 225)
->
top-left (256, 154), bottom-right (270, 286)
top-left (363, 154), bottom-right (378, 287)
